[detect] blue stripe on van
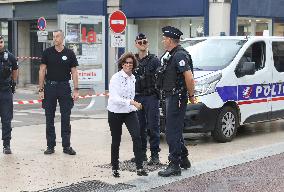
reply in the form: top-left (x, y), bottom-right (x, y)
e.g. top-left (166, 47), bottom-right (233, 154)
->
top-left (216, 83), bottom-right (284, 103)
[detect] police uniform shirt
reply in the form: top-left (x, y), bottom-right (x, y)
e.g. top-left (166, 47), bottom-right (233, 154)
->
top-left (170, 45), bottom-right (191, 74)
top-left (134, 53), bottom-right (160, 94)
top-left (0, 51), bottom-right (18, 81)
top-left (162, 45), bottom-right (191, 92)
top-left (107, 69), bottom-right (137, 113)
top-left (41, 46), bottom-right (78, 81)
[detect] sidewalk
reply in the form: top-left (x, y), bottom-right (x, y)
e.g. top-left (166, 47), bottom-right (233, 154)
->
top-left (1, 111), bottom-right (284, 191)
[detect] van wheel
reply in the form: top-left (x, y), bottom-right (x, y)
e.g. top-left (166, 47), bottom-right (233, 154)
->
top-left (212, 106), bottom-right (238, 143)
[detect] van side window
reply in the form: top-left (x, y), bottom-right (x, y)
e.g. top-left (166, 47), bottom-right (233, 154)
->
top-left (239, 41), bottom-right (266, 71)
top-left (272, 42), bottom-right (284, 72)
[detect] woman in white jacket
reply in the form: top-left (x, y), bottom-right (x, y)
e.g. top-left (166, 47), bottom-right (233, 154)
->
top-left (107, 52), bottom-right (148, 178)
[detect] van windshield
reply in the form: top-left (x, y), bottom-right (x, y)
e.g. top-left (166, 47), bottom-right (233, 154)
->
top-left (182, 39), bottom-right (246, 71)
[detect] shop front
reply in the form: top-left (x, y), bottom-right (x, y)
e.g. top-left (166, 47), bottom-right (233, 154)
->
top-left (232, 0), bottom-right (284, 36)
top-left (121, 0), bottom-right (209, 55)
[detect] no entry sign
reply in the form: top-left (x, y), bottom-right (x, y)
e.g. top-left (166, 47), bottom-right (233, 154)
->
top-left (109, 10), bottom-right (127, 34)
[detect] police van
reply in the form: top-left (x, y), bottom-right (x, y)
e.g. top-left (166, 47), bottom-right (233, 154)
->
top-left (181, 36), bottom-right (284, 142)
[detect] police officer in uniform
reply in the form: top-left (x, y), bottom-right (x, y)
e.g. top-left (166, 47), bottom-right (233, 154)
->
top-left (157, 26), bottom-right (195, 177)
top-left (132, 33), bottom-right (161, 165)
top-left (39, 30), bottom-right (79, 155)
top-left (0, 35), bottom-right (18, 154)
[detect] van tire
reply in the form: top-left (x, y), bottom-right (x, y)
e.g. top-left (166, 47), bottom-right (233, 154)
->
top-left (212, 106), bottom-right (238, 143)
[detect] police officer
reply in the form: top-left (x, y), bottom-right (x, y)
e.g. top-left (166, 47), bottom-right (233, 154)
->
top-left (157, 26), bottom-right (195, 177)
top-left (132, 33), bottom-right (161, 165)
top-left (39, 30), bottom-right (79, 155)
top-left (0, 35), bottom-right (18, 154)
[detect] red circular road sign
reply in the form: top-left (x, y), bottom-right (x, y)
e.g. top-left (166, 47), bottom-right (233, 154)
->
top-left (37, 17), bottom-right (47, 31)
top-left (109, 10), bottom-right (127, 34)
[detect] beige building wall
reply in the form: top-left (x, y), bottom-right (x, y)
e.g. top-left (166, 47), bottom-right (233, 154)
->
top-left (17, 21), bottom-right (30, 86)
top-left (209, 1), bottom-right (231, 36)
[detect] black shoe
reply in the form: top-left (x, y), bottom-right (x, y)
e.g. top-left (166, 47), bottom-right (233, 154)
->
top-left (44, 147), bottom-right (55, 155)
top-left (3, 146), bottom-right (12, 154)
top-left (180, 157), bottom-right (191, 170)
top-left (63, 147), bottom-right (76, 155)
top-left (112, 170), bottom-right (120, 178)
top-left (158, 162), bottom-right (181, 177)
top-left (147, 155), bottom-right (160, 165)
top-left (137, 169), bottom-right (148, 176)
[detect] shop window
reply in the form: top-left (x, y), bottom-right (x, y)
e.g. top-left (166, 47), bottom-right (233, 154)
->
top-left (239, 41), bottom-right (266, 71)
top-left (272, 42), bottom-right (284, 72)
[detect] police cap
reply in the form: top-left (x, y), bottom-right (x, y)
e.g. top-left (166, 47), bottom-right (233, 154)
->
top-left (162, 26), bottom-right (183, 39)
top-left (136, 33), bottom-right (147, 40)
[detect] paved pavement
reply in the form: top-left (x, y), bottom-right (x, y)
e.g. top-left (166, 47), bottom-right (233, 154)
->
top-left (0, 86), bottom-right (284, 191)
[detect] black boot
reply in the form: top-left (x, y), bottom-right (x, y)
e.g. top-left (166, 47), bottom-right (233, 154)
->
top-left (158, 162), bottom-right (181, 177)
top-left (3, 145), bottom-right (12, 154)
top-left (148, 152), bottom-right (160, 165)
top-left (137, 168), bottom-right (148, 176)
top-left (180, 157), bottom-right (191, 169)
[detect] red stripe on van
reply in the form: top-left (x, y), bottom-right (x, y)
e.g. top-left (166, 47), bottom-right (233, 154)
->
top-left (271, 97), bottom-right (284, 101)
top-left (238, 98), bottom-right (267, 105)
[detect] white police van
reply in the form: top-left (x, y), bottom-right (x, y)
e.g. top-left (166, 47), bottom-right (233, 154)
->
top-left (182, 36), bottom-right (284, 142)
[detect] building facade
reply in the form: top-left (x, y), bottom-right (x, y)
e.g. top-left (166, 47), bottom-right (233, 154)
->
top-left (0, 0), bottom-right (284, 89)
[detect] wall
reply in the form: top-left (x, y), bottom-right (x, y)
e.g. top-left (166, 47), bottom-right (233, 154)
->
top-left (209, 2), bottom-right (231, 36)
top-left (17, 21), bottom-right (30, 86)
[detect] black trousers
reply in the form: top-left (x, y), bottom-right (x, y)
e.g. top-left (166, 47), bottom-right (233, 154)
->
top-left (165, 93), bottom-right (189, 164)
top-left (108, 111), bottom-right (143, 170)
top-left (0, 89), bottom-right (13, 147)
top-left (42, 82), bottom-right (74, 148)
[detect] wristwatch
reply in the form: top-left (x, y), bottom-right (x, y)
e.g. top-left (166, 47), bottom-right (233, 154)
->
top-left (74, 88), bottom-right (79, 91)
top-left (189, 94), bottom-right (194, 98)
top-left (38, 88), bottom-right (44, 93)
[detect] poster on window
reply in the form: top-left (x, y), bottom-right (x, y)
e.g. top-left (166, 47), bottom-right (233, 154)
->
top-left (58, 15), bottom-right (105, 84)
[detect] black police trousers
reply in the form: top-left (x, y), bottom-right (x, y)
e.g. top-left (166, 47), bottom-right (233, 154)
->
top-left (42, 81), bottom-right (74, 148)
top-left (108, 111), bottom-right (144, 170)
top-left (0, 89), bottom-right (13, 147)
top-left (135, 95), bottom-right (160, 154)
top-left (165, 93), bottom-right (189, 165)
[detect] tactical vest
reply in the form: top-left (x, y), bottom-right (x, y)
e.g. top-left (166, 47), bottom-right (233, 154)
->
top-left (134, 54), bottom-right (157, 95)
top-left (0, 50), bottom-right (13, 88)
top-left (157, 46), bottom-right (192, 95)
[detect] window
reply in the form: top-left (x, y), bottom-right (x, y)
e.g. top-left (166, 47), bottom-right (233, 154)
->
top-left (272, 42), bottom-right (284, 72)
top-left (239, 41), bottom-right (266, 71)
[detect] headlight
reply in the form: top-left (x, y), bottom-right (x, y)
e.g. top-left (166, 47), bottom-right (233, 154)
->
top-left (195, 72), bottom-right (222, 96)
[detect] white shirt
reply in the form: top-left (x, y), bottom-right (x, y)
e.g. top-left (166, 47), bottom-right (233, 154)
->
top-left (107, 69), bottom-right (137, 113)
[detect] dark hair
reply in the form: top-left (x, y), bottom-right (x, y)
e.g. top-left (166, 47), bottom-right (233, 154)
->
top-left (117, 52), bottom-right (137, 71)
top-left (0, 35), bottom-right (3, 40)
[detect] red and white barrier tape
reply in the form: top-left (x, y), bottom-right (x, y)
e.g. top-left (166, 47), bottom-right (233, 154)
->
top-left (17, 56), bottom-right (41, 60)
top-left (13, 93), bottom-right (109, 105)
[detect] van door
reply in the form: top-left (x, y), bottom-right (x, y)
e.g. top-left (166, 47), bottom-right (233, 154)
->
top-left (271, 41), bottom-right (284, 119)
top-left (236, 41), bottom-right (272, 124)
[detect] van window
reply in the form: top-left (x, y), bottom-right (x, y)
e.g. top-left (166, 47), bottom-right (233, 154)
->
top-left (239, 41), bottom-right (266, 71)
top-left (184, 39), bottom-right (246, 71)
top-left (272, 42), bottom-right (284, 72)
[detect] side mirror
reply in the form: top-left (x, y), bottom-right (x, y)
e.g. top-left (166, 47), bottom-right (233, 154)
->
top-left (235, 62), bottom-right (255, 78)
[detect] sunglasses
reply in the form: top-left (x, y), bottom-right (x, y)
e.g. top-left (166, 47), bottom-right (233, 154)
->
top-left (136, 40), bottom-right (148, 45)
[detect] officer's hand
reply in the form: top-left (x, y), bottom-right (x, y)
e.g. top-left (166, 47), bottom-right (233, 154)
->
top-left (188, 96), bottom-right (195, 104)
top-left (39, 91), bottom-right (44, 100)
top-left (72, 90), bottom-right (79, 101)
